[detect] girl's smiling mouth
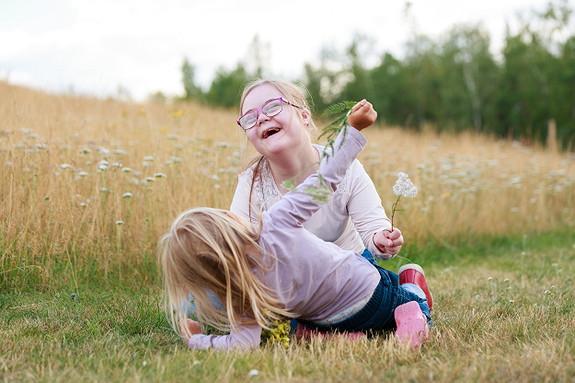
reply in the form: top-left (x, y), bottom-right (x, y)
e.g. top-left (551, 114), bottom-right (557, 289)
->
top-left (262, 127), bottom-right (281, 139)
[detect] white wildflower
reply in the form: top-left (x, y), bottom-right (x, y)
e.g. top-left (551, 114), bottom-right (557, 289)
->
top-left (115, 221), bottom-right (124, 225)
top-left (393, 172), bottom-right (417, 198)
top-left (122, 192), bottom-right (133, 199)
top-left (248, 369), bottom-right (259, 377)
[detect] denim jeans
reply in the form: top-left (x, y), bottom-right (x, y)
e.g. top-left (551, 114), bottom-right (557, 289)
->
top-left (294, 264), bottom-right (431, 333)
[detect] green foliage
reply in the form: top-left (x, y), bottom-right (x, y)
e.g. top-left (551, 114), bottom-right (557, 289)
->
top-left (318, 101), bottom-right (357, 154)
top-left (194, 0), bottom-right (575, 148)
top-left (181, 58), bottom-right (203, 102)
top-left (205, 64), bottom-right (251, 108)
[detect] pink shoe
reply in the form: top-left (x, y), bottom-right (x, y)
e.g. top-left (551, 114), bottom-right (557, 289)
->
top-left (398, 263), bottom-right (433, 311)
top-left (296, 324), bottom-right (367, 341)
top-left (394, 301), bottom-right (429, 348)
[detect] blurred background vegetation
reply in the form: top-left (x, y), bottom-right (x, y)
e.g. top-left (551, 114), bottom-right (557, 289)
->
top-left (167, 0), bottom-right (575, 149)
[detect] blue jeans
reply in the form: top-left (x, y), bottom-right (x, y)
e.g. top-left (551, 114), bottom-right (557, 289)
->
top-left (294, 264), bottom-right (431, 333)
top-left (361, 248), bottom-right (378, 266)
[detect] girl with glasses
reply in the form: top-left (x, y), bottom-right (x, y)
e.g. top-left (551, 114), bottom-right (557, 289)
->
top-left (159, 104), bottom-right (432, 350)
top-left (232, 80), bottom-right (402, 276)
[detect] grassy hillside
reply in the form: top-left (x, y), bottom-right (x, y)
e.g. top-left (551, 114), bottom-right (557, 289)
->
top-left (1, 82), bottom-right (574, 381)
top-left (1, 81), bottom-right (573, 289)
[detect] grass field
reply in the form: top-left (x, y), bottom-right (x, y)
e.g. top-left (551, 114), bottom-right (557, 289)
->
top-left (1, 82), bottom-right (574, 382)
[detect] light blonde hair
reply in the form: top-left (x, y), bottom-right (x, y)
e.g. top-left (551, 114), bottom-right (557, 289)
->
top-left (158, 207), bottom-right (291, 338)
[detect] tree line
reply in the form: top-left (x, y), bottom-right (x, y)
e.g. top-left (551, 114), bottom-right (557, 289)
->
top-left (176, 1), bottom-right (575, 149)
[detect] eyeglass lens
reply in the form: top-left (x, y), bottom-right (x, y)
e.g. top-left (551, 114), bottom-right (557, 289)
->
top-left (240, 99), bottom-right (283, 130)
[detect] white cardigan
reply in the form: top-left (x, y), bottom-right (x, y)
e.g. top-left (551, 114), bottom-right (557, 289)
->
top-left (230, 141), bottom-right (394, 260)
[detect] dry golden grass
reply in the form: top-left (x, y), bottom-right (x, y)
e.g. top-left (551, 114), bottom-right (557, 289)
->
top-left (1, 81), bottom-right (574, 289)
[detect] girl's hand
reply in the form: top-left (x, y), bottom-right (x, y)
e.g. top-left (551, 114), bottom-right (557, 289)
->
top-left (348, 99), bottom-right (377, 131)
top-left (179, 319), bottom-right (203, 344)
top-left (373, 227), bottom-right (403, 255)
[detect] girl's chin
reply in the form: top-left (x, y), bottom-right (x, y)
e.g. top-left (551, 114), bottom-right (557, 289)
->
top-left (257, 134), bottom-right (291, 153)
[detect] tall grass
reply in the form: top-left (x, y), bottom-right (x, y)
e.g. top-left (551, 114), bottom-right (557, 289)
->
top-left (1, 81), bottom-right (574, 290)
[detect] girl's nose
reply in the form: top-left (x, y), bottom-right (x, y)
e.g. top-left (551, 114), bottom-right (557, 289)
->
top-left (256, 110), bottom-right (270, 125)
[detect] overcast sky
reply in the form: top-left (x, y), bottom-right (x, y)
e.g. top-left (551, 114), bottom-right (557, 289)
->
top-left (0, 0), bottom-right (567, 101)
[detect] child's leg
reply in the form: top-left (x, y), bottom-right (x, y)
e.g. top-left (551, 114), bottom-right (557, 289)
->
top-left (394, 301), bottom-right (429, 348)
top-left (398, 263), bottom-right (433, 310)
top-left (361, 248), bottom-right (378, 267)
top-left (394, 264), bottom-right (433, 347)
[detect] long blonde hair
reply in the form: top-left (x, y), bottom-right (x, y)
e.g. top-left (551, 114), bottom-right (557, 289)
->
top-left (158, 207), bottom-right (291, 337)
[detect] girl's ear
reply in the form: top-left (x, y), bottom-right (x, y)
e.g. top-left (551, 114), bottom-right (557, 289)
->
top-left (300, 107), bottom-right (311, 126)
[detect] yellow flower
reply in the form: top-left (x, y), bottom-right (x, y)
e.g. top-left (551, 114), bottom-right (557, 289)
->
top-left (261, 319), bottom-right (290, 348)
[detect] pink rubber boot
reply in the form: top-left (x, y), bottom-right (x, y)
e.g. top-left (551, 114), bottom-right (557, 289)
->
top-left (394, 301), bottom-right (429, 348)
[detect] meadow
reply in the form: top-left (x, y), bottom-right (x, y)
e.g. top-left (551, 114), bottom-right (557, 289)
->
top-left (1, 81), bottom-right (574, 382)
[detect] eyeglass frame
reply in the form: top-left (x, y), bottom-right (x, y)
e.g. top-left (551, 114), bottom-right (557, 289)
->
top-left (236, 97), bottom-right (301, 131)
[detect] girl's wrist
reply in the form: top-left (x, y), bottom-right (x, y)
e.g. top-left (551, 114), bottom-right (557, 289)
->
top-left (372, 232), bottom-right (387, 253)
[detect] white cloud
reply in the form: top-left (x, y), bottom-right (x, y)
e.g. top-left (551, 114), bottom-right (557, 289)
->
top-left (0, 0), bottom-right (564, 100)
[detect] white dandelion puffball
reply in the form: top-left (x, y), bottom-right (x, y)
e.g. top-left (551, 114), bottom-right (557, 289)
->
top-left (393, 172), bottom-right (418, 198)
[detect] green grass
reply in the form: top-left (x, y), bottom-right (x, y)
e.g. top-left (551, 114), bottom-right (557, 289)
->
top-left (1, 230), bottom-right (574, 382)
